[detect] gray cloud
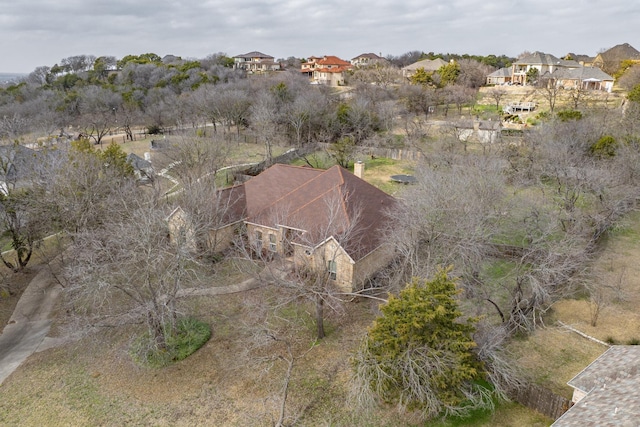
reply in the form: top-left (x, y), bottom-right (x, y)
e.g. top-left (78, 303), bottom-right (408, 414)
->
top-left (0, 0), bottom-right (638, 72)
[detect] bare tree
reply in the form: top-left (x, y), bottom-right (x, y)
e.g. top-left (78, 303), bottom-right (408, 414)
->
top-left (457, 58), bottom-right (494, 89)
top-left (250, 91), bottom-right (278, 164)
top-left (77, 86), bottom-right (122, 146)
top-left (65, 191), bottom-right (204, 351)
top-left (240, 291), bottom-right (317, 427)
top-left (537, 75), bottom-right (562, 113)
top-left (487, 87), bottom-right (507, 111)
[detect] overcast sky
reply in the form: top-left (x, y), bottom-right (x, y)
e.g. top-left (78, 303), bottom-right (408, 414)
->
top-left (1, 0), bottom-right (639, 73)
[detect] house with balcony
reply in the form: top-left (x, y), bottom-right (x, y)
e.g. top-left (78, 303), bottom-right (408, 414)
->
top-left (350, 53), bottom-right (387, 68)
top-left (301, 56), bottom-right (352, 86)
top-left (233, 51), bottom-right (281, 73)
top-left (511, 52), bottom-right (580, 85)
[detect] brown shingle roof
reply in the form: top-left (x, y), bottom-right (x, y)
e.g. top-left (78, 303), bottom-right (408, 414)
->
top-left (241, 164), bottom-right (395, 260)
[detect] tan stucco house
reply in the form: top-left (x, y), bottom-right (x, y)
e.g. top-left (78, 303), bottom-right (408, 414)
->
top-left (551, 66), bottom-right (615, 92)
top-left (511, 52), bottom-right (581, 85)
top-left (401, 58), bottom-right (447, 79)
top-left (171, 163), bottom-right (396, 291)
top-left (592, 43), bottom-right (640, 75)
top-left (301, 55), bottom-right (352, 86)
top-left (350, 53), bottom-right (387, 68)
top-left (486, 67), bottom-right (512, 85)
top-left (233, 51), bottom-right (281, 73)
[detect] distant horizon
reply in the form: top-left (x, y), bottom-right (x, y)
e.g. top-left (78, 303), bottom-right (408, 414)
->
top-left (2, 0), bottom-right (638, 74)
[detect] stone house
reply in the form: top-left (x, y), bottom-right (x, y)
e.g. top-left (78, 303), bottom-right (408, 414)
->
top-left (552, 345), bottom-right (640, 426)
top-left (171, 163), bottom-right (396, 291)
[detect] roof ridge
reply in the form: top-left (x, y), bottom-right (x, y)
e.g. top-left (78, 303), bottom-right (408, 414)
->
top-left (286, 166), bottom-right (345, 217)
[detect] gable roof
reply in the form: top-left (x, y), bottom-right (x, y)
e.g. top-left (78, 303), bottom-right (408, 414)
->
top-left (352, 53), bottom-right (384, 61)
top-left (488, 67), bottom-right (511, 78)
top-left (515, 52), bottom-right (580, 68)
top-left (552, 66), bottom-right (614, 82)
top-left (241, 164), bottom-right (395, 260)
top-left (598, 43), bottom-right (640, 62)
top-left (234, 51), bottom-right (274, 60)
top-left (126, 153), bottom-right (152, 171)
top-left (402, 58), bottom-right (447, 72)
top-left (553, 346), bottom-right (640, 426)
top-left (564, 53), bottom-right (595, 64)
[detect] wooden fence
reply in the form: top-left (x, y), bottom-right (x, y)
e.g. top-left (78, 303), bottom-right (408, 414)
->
top-left (509, 383), bottom-right (572, 420)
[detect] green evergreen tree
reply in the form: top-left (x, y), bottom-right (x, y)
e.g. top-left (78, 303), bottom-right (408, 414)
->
top-left (101, 142), bottom-right (134, 177)
top-left (410, 67), bottom-right (434, 86)
top-left (352, 269), bottom-right (492, 419)
top-left (437, 62), bottom-right (460, 86)
top-left (628, 83), bottom-right (640, 103)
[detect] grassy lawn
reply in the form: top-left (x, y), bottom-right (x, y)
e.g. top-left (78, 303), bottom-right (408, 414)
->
top-left (507, 209), bottom-right (640, 399)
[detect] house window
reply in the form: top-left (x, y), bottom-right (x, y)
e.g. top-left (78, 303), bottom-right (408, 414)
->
top-left (328, 260), bottom-right (337, 280)
top-left (269, 233), bottom-right (277, 252)
top-left (255, 230), bottom-right (263, 250)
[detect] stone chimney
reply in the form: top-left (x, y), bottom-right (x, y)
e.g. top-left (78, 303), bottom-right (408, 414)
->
top-left (354, 160), bottom-right (364, 179)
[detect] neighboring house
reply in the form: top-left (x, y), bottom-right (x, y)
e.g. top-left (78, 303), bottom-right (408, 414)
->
top-left (401, 58), bottom-right (448, 79)
top-left (563, 53), bottom-right (595, 67)
top-left (170, 163), bottom-right (396, 291)
top-left (454, 120), bottom-right (501, 144)
top-left (126, 153), bottom-right (154, 182)
top-left (233, 51), bottom-right (281, 73)
top-left (552, 345), bottom-right (640, 426)
top-left (301, 56), bottom-right (352, 86)
top-left (0, 144), bottom-right (35, 195)
top-left (593, 43), bottom-right (640, 75)
top-left (511, 52), bottom-right (580, 85)
top-left (551, 67), bottom-right (615, 92)
top-left (167, 184), bottom-right (246, 253)
top-left (350, 53), bottom-right (386, 68)
top-left (486, 67), bottom-right (513, 85)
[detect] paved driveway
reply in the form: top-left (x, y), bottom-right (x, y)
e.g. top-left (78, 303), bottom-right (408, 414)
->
top-left (0, 266), bottom-right (62, 385)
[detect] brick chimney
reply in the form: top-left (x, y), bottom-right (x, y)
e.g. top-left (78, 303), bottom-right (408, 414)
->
top-left (354, 160), bottom-right (364, 179)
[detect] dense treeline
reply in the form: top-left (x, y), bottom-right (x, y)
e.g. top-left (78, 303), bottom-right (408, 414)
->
top-left (0, 50), bottom-right (503, 151)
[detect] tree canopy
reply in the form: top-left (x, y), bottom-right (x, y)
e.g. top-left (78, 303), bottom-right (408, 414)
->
top-left (352, 270), bottom-right (492, 419)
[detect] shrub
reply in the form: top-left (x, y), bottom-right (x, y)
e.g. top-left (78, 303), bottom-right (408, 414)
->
top-left (131, 317), bottom-right (211, 368)
top-left (147, 124), bottom-right (163, 135)
top-left (556, 110), bottom-right (582, 122)
top-left (590, 135), bottom-right (618, 158)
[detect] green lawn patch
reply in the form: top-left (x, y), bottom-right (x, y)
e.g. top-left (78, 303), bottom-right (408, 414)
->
top-left (131, 317), bottom-right (211, 368)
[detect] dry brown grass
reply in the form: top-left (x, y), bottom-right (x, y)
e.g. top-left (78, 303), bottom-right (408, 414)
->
top-left (508, 210), bottom-right (640, 398)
